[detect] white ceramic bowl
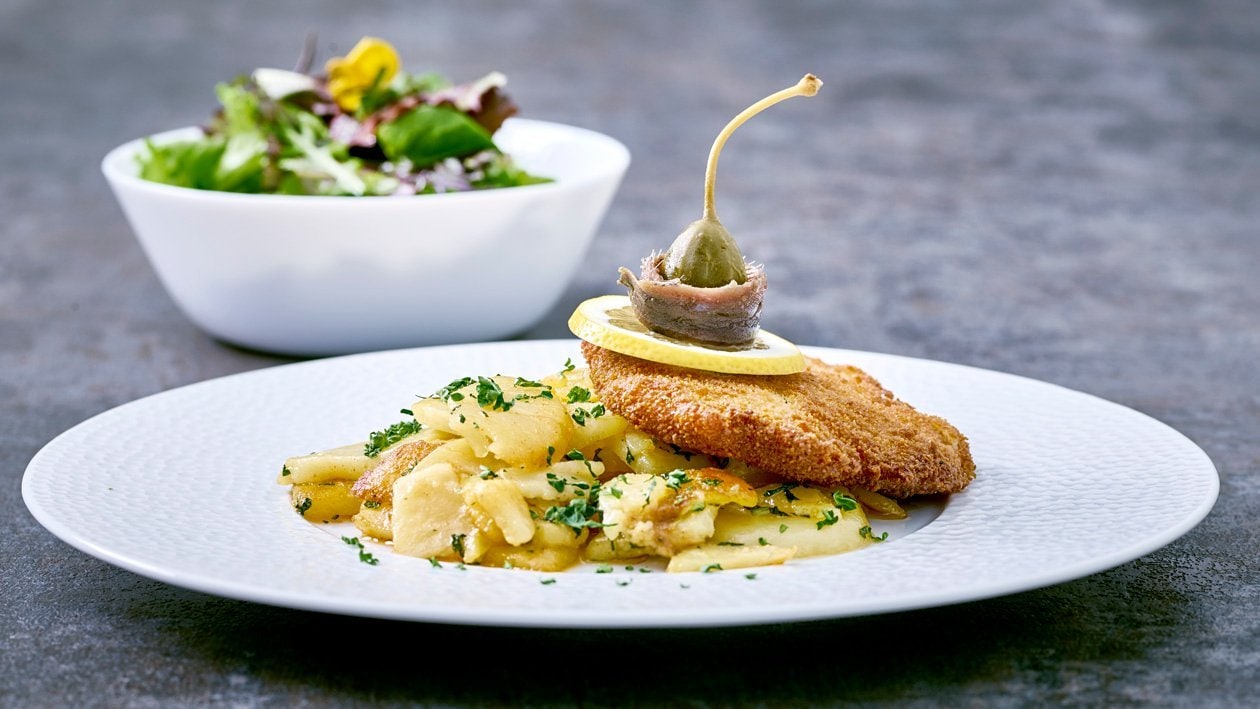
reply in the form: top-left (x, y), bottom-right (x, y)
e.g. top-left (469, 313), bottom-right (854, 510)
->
top-left (102, 118), bottom-right (630, 357)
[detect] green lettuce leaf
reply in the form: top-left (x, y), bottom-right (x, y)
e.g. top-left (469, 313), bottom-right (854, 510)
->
top-left (137, 138), bottom-right (227, 189)
top-left (377, 105), bottom-right (496, 168)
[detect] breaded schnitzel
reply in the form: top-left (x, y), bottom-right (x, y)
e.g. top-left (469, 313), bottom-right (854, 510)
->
top-left (581, 341), bottom-right (975, 499)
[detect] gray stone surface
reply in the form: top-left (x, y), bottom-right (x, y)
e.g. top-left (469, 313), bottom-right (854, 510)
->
top-left (3, 0), bottom-right (1257, 705)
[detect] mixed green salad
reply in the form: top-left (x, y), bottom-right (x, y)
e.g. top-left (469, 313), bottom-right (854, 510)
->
top-left (137, 37), bottom-right (552, 196)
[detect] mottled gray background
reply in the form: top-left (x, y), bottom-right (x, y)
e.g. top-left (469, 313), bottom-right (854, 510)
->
top-left (3, 0), bottom-right (1257, 706)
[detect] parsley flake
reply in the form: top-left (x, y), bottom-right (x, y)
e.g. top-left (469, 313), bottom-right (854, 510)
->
top-left (475, 376), bottom-right (514, 411)
top-left (832, 491), bottom-right (859, 510)
top-left (860, 526), bottom-right (889, 542)
top-left (434, 377), bottom-right (473, 401)
top-left (364, 419), bottom-right (423, 457)
top-left (544, 498), bottom-right (605, 534)
top-left (341, 536), bottom-right (379, 565)
top-left (664, 470), bottom-right (690, 490)
top-left (764, 482), bottom-right (800, 501)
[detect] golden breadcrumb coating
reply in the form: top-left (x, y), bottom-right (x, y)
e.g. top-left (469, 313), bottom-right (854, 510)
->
top-left (581, 341), bottom-right (975, 499)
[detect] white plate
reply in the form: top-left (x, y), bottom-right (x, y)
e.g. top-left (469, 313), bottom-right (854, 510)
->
top-left (22, 340), bottom-right (1219, 628)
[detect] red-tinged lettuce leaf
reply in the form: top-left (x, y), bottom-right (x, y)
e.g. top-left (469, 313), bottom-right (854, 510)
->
top-left (469, 87), bottom-right (518, 134)
top-left (376, 104), bottom-right (496, 168)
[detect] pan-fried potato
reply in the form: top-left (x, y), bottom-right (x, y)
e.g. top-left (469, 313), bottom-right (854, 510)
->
top-left (709, 506), bottom-right (870, 558)
top-left (352, 503), bottom-right (392, 541)
top-left (463, 477), bottom-right (534, 545)
top-left (666, 542), bottom-right (795, 573)
top-left (852, 487), bottom-right (908, 520)
top-left (289, 481), bottom-right (362, 523)
top-left (280, 443), bottom-right (376, 485)
top-left (500, 459), bottom-right (600, 502)
top-left (391, 463), bottom-right (477, 561)
top-left (280, 363), bottom-right (889, 573)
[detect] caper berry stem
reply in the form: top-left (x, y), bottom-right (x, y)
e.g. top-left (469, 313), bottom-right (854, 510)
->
top-left (701, 73), bottom-right (822, 221)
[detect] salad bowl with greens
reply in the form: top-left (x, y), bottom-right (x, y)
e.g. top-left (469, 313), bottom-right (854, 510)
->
top-left (137, 37), bottom-right (553, 197)
top-left (103, 37), bottom-right (630, 356)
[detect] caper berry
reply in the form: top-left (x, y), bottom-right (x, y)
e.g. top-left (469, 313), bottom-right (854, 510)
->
top-left (661, 74), bottom-right (822, 287)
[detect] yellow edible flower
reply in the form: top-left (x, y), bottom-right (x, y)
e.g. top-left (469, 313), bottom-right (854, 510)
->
top-left (324, 37), bottom-right (401, 112)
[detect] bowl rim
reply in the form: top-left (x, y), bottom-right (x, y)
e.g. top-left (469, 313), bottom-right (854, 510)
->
top-left (101, 117), bottom-right (631, 205)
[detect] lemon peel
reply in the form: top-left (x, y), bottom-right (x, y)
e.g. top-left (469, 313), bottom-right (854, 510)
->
top-left (568, 295), bottom-right (805, 375)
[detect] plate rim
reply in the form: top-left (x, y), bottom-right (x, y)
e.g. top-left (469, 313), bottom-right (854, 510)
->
top-left (22, 339), bottom-right (1220, 628)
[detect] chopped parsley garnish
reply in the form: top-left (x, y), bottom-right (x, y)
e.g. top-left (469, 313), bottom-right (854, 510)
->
top-left (544, 498), bottom-right (605, 534)
top-left (816, 509), bottom-right (839, 529)
top-left (450, 533), bottom-right (467, 557)
top-left (294, 497), bottom-right (312, 516)
top-left (779, 523), bottom-right (788, 533)
top-left (565, 386), bottom-right (592, 403)
top-left (625, 450), bottom-right (636, 465)
top-left (399, 408), bottom-right (413, 416)
top-left (363, 500), bottom-right (381, 509)
top-left (569, 403), bottom-right (605, 426)
top-left (664, 470), bottom-right (690, 490)
top-left (832, 491), bottom-right (859, 510)
top-left (562, 357), bottom-right (575, 372)
top-left (364, 419), bottom-right (423, 457)
top-left (514, 377), bottom-right (545, 388)
top-left (764, 483), bottom-right (800, 501)
top-left (860, 526), bottom-right (889, 542)
top-left (546, 472), bottom-right (567, 492)
top-left (759, 537), bottom-right (770, 546)
top-left (280, 465), bottom-right (291, 477)
top-left (702, 563), bottom-right (723, 573)
top-left (565, 449), bottom-right (586, 461)
top-left (546, 445), bottom-right (555, 465)
top-left (434, 377), bottom-right (473, 401)
top-left (341, 536), bottom-right (379, 565)
top-left (595, 564), bottom-right (614, 574)
top-left (476, 376), bottom-right (514, 411)
top-left (541, 578), bottom-right (557, 585)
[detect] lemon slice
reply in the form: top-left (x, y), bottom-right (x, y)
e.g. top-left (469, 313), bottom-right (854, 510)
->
top-left (568, 295), bottom-right (805, 375)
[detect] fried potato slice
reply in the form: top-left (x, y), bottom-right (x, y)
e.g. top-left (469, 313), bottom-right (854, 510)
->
top-left (290, 481), bottom-right (361, 523)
